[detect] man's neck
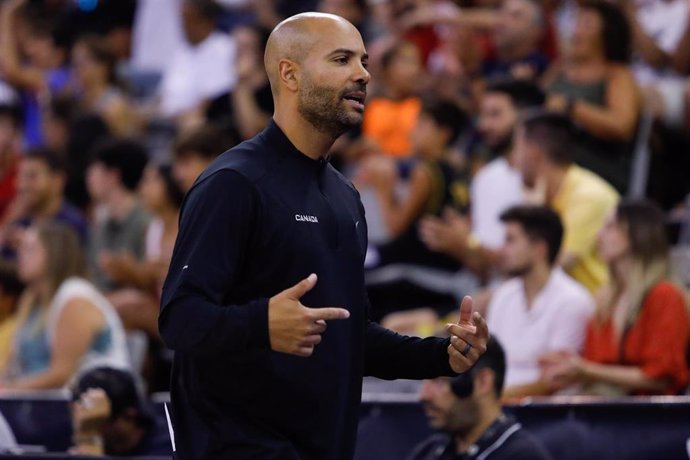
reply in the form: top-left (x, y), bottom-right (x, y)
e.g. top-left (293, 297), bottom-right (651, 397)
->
top-left (544, 163), bottom-right (569, 203)
top-left (105, 190), bottom-right (137, 222)
top-left (272, 114), bottom-right (337, 160)
top-left (453, 405), bottom-right (503, 454)
top-left (35, 195), bottom-right (63, 220)
top-left (522, 262), bottom-right (552, 308)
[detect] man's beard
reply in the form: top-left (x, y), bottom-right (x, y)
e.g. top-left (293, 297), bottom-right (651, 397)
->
top-left (298, 78), bottom-right (365, 138)
top-left (488, 129), bottom-right (513, 156)
top-left (504, 260), bottom-right (533, 278)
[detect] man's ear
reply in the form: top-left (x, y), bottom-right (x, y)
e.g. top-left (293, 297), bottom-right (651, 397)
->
top-left (474, 368), bottom-right (495, 397)
top-left (278, 59), bottom-right (300, 93)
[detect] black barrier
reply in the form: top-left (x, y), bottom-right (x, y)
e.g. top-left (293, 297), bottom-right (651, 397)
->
top-left (355, 395), bottom-right (690, 460)
top-left (0, 392), bottom-right (689, 459)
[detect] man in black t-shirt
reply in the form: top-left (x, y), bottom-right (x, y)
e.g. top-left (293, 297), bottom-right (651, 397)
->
top-left (409, 337), bottom-right (552, 460)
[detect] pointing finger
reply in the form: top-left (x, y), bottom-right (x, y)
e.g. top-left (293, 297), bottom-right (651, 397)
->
top-left (308, 307), bottom-right (350, 321)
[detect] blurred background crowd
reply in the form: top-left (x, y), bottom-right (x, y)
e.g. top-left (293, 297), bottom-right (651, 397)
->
top-left (0, 0), bottom-right (690, 456)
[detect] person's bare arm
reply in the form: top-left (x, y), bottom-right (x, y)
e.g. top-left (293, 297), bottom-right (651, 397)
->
top-left (8, 299), bottom-right (102, 389)
top-left (0, 0), bottom-right (45, 91)
top-left (580, 361), bottom-right (668, 392)
top-left (502, 380), bottom-right (553, 401)
top-left (548, 66), bottom-right (639, 141)
top-left (572, 66), bottom-right (639, 140)
top-left (377, 163), bottom-right (433, 238)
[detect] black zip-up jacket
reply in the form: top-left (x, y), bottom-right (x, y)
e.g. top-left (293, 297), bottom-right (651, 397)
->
top-left (159, 120), bottom-right (456, 460)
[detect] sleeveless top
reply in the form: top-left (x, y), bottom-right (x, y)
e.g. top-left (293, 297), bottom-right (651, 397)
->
top-left (377, 158), bottom-right (471, 272)
top-left (548, 72), bottom-right (634, 194)
top-left (13, 277), bottom-right (130, 382)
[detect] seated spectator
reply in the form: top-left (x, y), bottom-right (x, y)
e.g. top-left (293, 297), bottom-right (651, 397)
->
top-left (363, 40), bottom-right (424, 158)
top-left (544, 1), bottom-right (640, 194)
top-left (107, 164), bottom-right (183, 338)
top-left (0, 103), bottom-right (21, 220)
top-left (515, 111), bottom-right (619, 294)
top-left (361, 100), bottom-right (473, 320)
top-left (158, 0), bottom-right (237, 121)
top-left (206, 24), bottom-right (273, 141)
top-left (3, 223), bottom-right (130, 389)
top-left (419, 79), bottom-right (544, 279)
top-left (171, 124), bottom-right (230, 192)
top-left (0, 149), bottom-right (88, 257)
top-left (360, 100), bottom-right (470, 242)
top-left (71, 35), bottom-right (137, 136)
top-left (409, 337), bottom-right (552, 460)
top-left (86, 138), bottom-right (150, 292)
top-left (541, 200), bottom-right (690, 396)
top-left (486, 206), bottom-right (594, 399)
top-left (0, 0), bottom-right (71, 148)
top-left (483, 0), bottom-right (549, 80)
top-left (70, 367), bottom-right (172, 456)
top-left (0, 262), bottom-right (23, 373)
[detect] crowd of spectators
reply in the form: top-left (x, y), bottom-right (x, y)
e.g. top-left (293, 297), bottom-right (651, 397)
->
top-left (0, 0), bottom-right (689, 455)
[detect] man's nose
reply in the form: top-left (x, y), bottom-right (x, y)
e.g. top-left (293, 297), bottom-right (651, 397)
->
top-left (353, 64), bottom-right (370, 85)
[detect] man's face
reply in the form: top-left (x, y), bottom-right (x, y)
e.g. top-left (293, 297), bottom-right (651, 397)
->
top-left (501, 221), bottom-right (538, 277)
top-left (86, 161), bottom-right (119, 204)
top-left (297, 22), bottom-right (370, 137)
top-left (513, 126), bottom-right (541, 188)
top-left (419, 378), bottom-right (480, 434)
top-left (17, 159), bottom-right (61, 214)
top-left (494, 0), bottom-right (541, 51)
top-left (478, 92), bottom-right (517, 154)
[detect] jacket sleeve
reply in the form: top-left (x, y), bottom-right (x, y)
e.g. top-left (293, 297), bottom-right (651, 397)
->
top-left (158, 169), bottom-right (269, 356)
top-left (363, 287), bottom-right (456, 379)
top-left (363, 321), bottom-right (456, 379)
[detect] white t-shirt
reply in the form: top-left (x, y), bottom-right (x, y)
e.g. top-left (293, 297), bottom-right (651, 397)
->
top-left (470, 157), bottom-right (523, 250)
top-left (158, 31), bottom-right (237, 116)
top-left (486, 268), bottom-right (595, 388)
top-left (131, 0), bottom-right (185, 73)
top-left (632, 0), bottom-right (690, 84)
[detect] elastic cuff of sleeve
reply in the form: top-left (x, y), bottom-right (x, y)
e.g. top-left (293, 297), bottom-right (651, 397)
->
top-left (246, 298), bottom-right (270, 349)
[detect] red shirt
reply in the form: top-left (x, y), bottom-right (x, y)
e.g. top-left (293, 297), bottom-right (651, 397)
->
top-left (0, 159), bottom-right (17, 219)
top-left (584, 282), bottom-right (690, 395)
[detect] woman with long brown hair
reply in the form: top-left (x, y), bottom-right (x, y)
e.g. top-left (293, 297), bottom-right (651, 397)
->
top-left (540, 200), bottom-right (689, 395)
top-left (3, 223), bottom-right (129, 389)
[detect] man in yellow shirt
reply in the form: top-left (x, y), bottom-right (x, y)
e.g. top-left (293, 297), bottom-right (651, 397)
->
top-left (515, 111), bottom-right (619, 293)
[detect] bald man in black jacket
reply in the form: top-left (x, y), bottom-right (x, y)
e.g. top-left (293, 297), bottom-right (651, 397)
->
top-left (159, 12), bottom-right (489, 460)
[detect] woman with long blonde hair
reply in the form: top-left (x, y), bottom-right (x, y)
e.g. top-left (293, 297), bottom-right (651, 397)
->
top-left (540, 200), bottom-right (689, 395)
top-left (4, 223), bottom-right (129, 389)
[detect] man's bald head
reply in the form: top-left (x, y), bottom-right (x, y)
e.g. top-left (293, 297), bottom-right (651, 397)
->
top-left (264, 13), bottom-right (360, 96)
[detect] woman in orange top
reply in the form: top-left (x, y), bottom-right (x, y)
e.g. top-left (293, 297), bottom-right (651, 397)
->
top-left (540, 200), bottom-right (689, 395)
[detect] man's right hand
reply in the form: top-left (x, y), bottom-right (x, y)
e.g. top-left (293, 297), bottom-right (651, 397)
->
top-left (268, 274), bottom-right (350, 357)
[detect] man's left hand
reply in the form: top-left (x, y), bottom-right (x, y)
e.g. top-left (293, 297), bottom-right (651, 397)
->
top-left (446, 296), bottom-right (489, 373)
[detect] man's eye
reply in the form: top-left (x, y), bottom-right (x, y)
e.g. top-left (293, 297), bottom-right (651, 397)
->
top-left (335, 57), bottom-right (348, 64)
top-left (362, 61), bottom-right (369, 69)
